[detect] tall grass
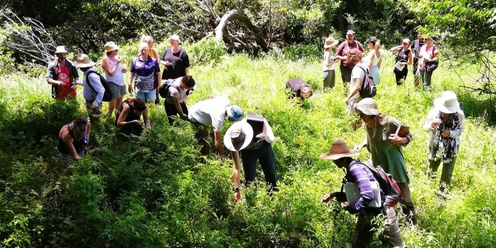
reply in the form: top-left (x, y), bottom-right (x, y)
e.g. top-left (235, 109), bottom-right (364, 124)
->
top-left (0, 44), bottom-right (495, 247)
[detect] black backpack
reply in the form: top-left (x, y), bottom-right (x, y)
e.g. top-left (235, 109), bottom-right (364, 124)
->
top-left (158, 79), bottom-right (180, 98)
top-left (356, 65), bottom-right (377, 98)
top-left (158, 78), bottom-right (194, 98)
top-left (84, 70), bottom-right (113, 102)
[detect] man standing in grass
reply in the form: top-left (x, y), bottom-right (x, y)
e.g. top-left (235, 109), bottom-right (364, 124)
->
top-left (188, 96), bottom-right (243, 157)
top-left (411, 31), bottom-right (425, 87)
top-left (46, 46), bottom-right (79, 100)
top-left (336, 30), bottom-right (364, 86)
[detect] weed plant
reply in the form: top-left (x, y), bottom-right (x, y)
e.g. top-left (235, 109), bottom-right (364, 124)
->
top-left (0, 44), bottom-right (495, 247)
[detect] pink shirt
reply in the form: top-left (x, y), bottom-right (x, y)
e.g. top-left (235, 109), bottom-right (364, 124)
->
top-left (419, 45), bottom-right (438, 70)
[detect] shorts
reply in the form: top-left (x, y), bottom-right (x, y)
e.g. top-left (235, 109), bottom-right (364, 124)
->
top-left (109, 82), bottom-right (127, 99)
top-left (136, 89), bottom-right (156, 102)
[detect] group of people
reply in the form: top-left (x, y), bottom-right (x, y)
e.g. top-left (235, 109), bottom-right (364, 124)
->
top-left (322, 30), bottom-right (439, 91)
top-left (320, 92), bottom-right (464, 247)
top-left (50, 31), bottom-right (463, 248)
top-left (318, 30), bottom-right (462, 247)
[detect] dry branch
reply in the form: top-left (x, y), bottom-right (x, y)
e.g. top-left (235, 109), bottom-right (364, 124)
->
top-left (215, 10), bottom-right (268, 52)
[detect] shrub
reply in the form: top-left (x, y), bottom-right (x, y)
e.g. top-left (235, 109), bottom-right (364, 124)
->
top-left (187, 37), bottom-right (226, 65)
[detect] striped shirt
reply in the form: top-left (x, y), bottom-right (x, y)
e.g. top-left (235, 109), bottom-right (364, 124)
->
top-left (344, 161), bottom-right (382, 214)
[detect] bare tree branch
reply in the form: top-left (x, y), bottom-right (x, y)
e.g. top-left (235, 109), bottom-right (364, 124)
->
top-left (215, 9), bottom-right (268, 52)
top-left (1, 8), bottom-right (56, 64)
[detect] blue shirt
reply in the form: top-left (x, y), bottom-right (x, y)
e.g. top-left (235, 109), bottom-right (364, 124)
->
top-left (83, 69), bottom-right (104, 106)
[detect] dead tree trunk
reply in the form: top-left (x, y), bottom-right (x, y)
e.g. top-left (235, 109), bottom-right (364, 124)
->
top-left (215, 9), bottom-right (269, 52)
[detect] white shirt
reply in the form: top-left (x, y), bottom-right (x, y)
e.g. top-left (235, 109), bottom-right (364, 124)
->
top-left (351, 63), bottom-right (366, 83)
top-left (165, 77), bottom-right (189, 104)
top-left (104, 58), bottom-right (125, 86)
top-left (240, 117), bottom-right (275, 144)
top-left (322, 50), bottom-right (337, 71)
top-left (188, 97), bottom-right (230, 131)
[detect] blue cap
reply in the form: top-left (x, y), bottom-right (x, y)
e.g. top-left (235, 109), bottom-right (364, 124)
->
top-left (228, 105), bottom-right (243, 121)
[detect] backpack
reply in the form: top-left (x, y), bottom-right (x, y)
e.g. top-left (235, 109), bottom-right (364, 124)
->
top-left (85, 70), bottom-right (113, 102)
top-left (158, 78), bottom-right (194, 98)
top-left (362, 162), bottom-right (402, 207)
top-left (158, 79), bottom-right (180, 98)
top-left (356, 65), bottom-right (377, 98)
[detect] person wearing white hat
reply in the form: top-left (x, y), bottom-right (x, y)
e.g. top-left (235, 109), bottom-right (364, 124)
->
top-left (390, 38), bottom-right (413, 86)
top-left (102, 41), bottom-right (127, 116)
top-left (354, 98), bottom-right (417, 224)
top-left (224, 116), bottom-right (277, 201)
top-left (424, 91), bottom-right (465, 193)
top-left (75, 54), bottom-right (104, 118)
top-left (46, 45), bottom-right (79, 100)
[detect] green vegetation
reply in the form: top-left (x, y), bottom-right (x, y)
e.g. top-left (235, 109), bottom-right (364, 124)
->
top-left (0, 40), bottom-right (495, 247)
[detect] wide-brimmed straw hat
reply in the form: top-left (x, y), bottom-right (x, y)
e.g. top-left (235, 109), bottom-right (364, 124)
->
top-left (324, 37), bottom-right (339, 49)
top-left (55, 46), bottom-right (68, 54)
top-left (434, 91), bottom-right (460, 114)
top-left (104, 42), bottom-right (120, 53)
top-left (319, 140), bottom-right (359, 160)
top-left (356, 98), bottom-right (380, 116)
top-left (223, 121), bottom-right (254, 151)
top-left (74, 54), bottom-right (96, 68)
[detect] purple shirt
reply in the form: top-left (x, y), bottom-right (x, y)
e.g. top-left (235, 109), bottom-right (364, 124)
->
top-left (344, 161), bottom-right (380, 214)
top-left (130, 56), bottom-right (160, 77)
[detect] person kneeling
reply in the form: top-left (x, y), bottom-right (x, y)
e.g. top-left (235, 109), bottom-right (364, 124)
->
top-left (116, 98), bottom-right (151, 136)
top-left (57, 117), bottom-right (91, 166)
top-left (224, 114), bottom-right (278, 201)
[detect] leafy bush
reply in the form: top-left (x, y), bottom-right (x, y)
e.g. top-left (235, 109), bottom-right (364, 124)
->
top-left (187, 37), bottom-right (227, 65)
top-left (282, 44), bottom-right (321, 61)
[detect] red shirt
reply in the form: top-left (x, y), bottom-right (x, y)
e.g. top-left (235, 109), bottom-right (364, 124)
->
top-left (54, 65), bottom-right (76, 100)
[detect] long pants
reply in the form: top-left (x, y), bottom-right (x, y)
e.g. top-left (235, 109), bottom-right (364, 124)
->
top-left (413, 58), bottom-right (420, 87)
top-left (352, 207), bottom-right (405, 248)
top-left (240, 141), bottom-right (276, 187)
top-left (394, 68), bottom-right (408, 85)
top-left (323, 69), bottom-right (336, 89)
top-left (420, 69), bottom-right (434, 87)
top-left (340, 65), bottom-right (353, 85)
top-left (164, 101), bottom-right (188, 125)
top-left (397, 182), bottom-right (416, 223)
top-left (429, 157), bottom-right (457, 192)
